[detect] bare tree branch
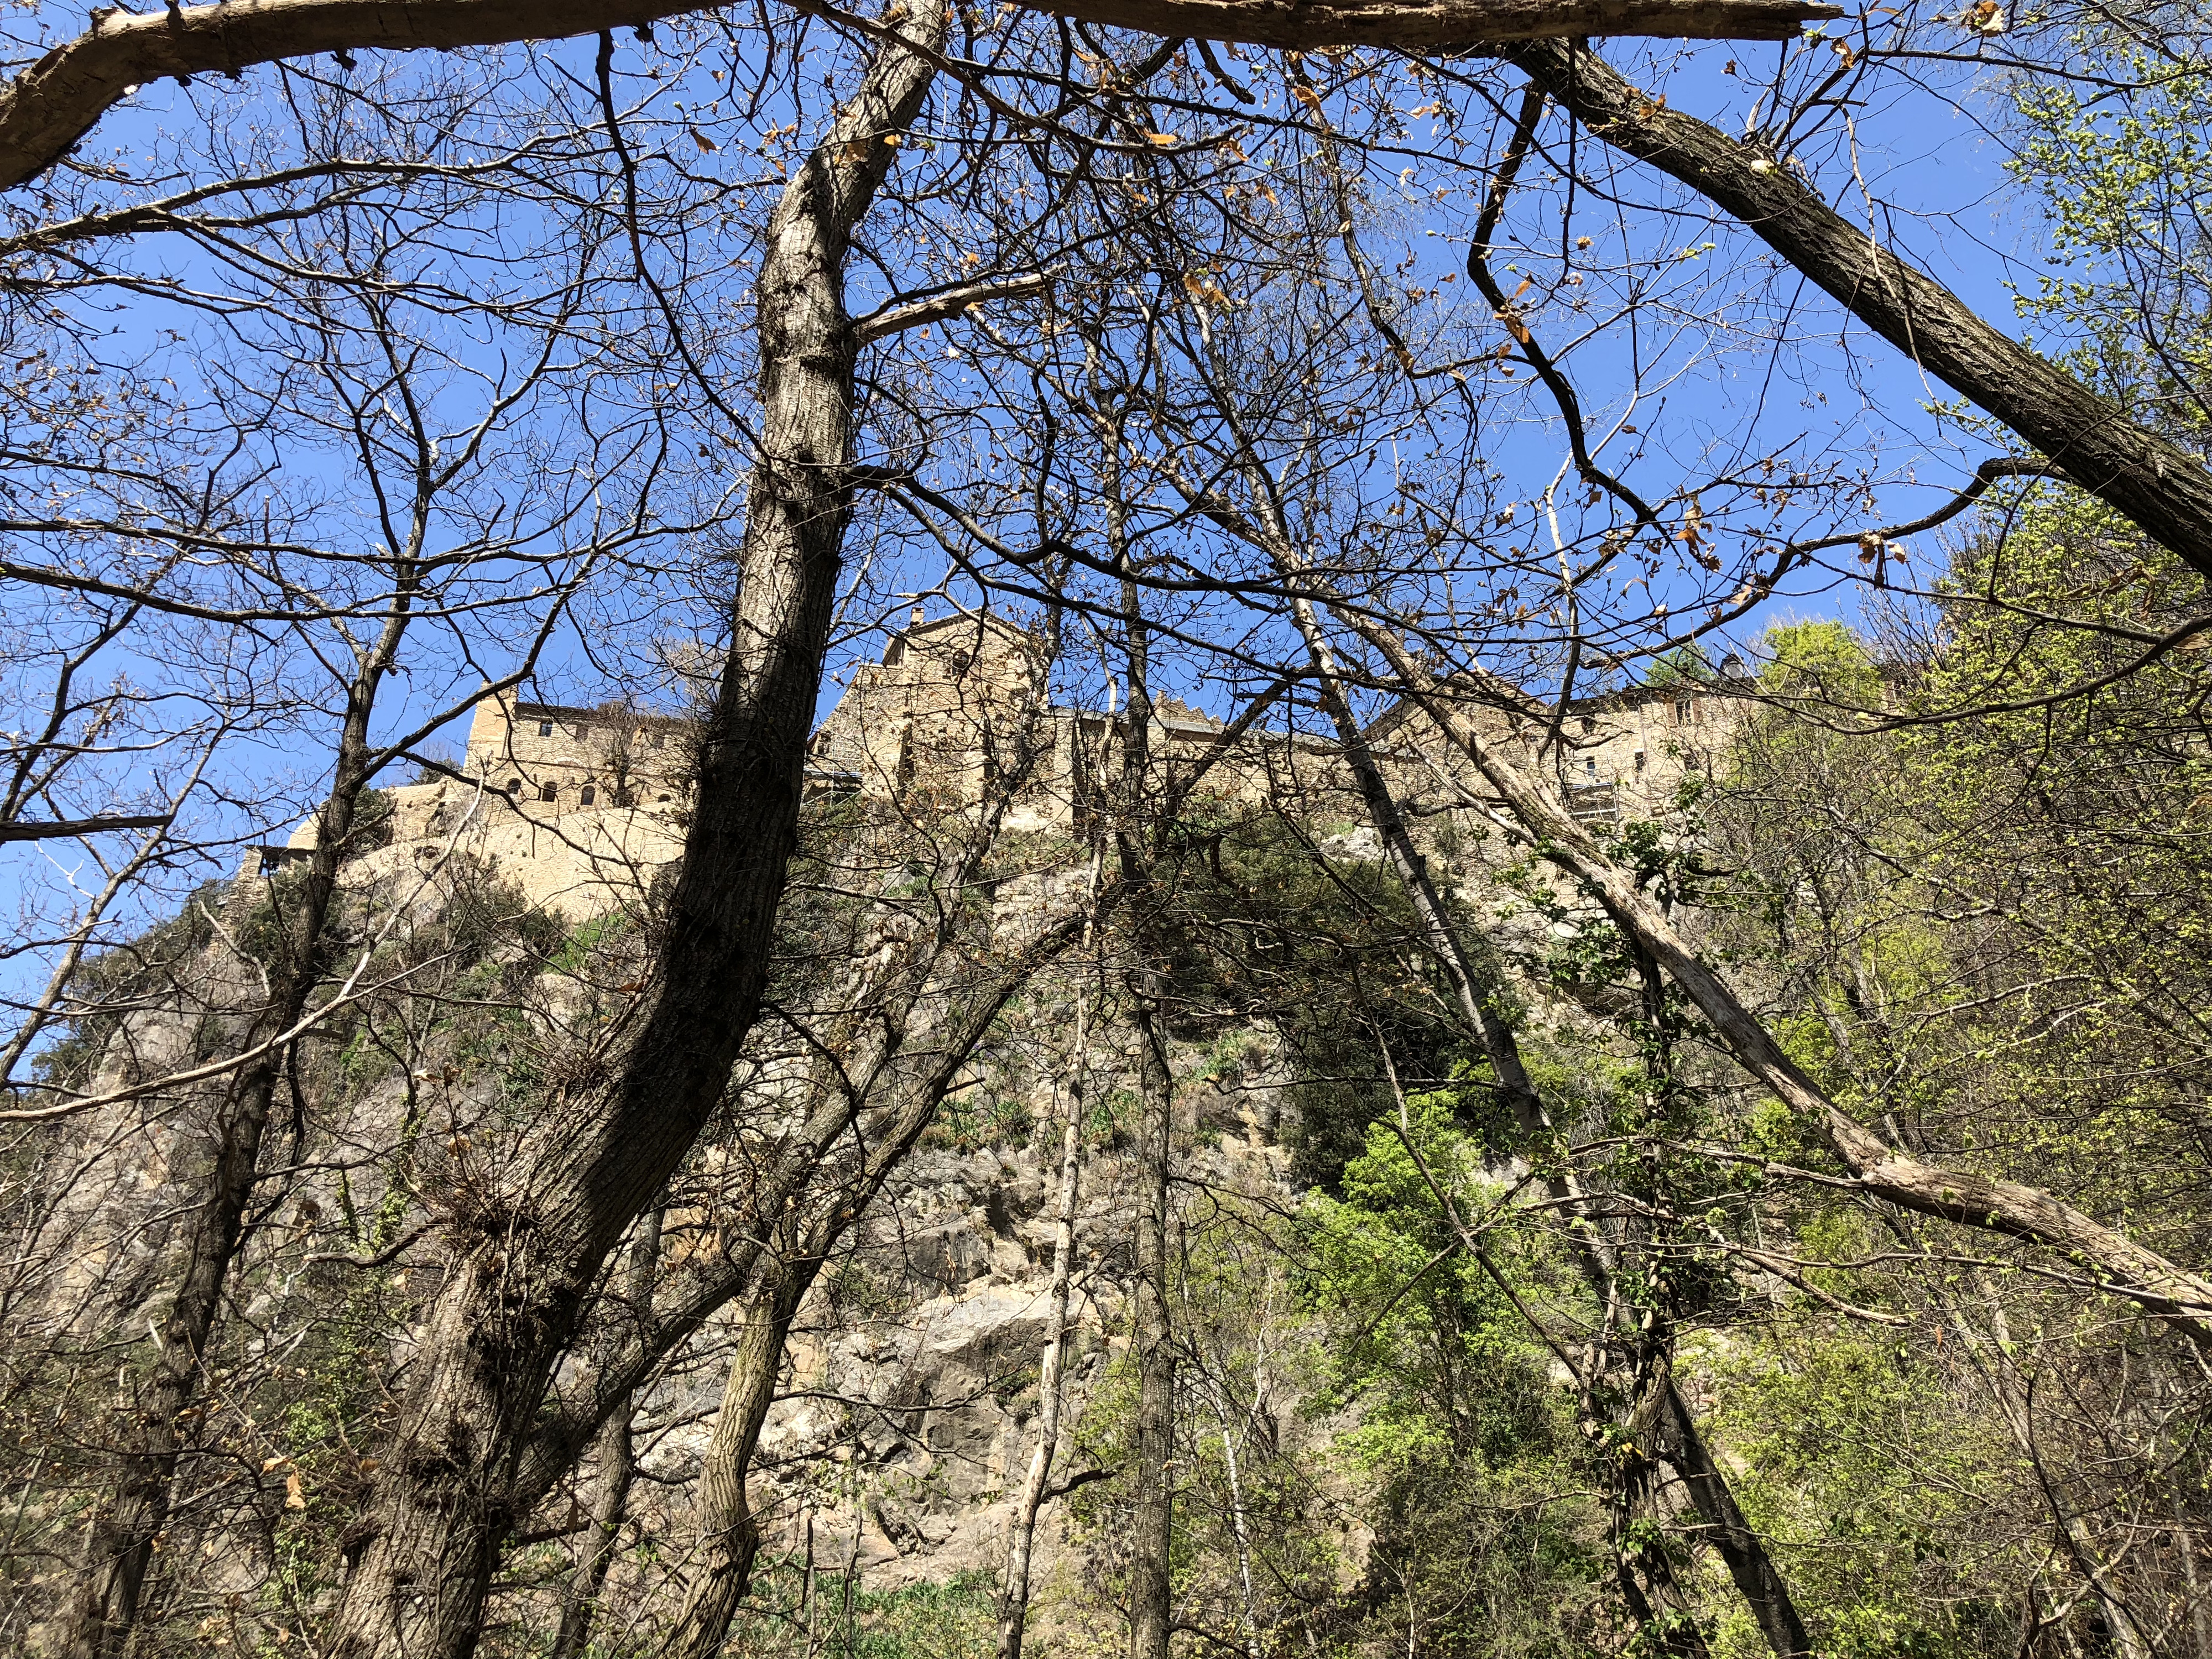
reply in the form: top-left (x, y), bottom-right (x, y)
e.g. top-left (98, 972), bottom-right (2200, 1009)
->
top-left (0, 812), bottom-right (171, 843)
top-left (0, 0), bottom-right (1840, 194)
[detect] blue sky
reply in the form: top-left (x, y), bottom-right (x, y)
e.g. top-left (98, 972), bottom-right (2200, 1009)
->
top-left (0, 11), bottom-right (2125, 1045)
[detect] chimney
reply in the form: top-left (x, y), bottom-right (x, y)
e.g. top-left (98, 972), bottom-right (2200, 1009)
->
top-left (909, 604), bottom-right (926, 628)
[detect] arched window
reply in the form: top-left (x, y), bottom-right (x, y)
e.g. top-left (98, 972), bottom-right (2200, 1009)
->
top-left (580, 784), bottom-right (596, 806)
top-left (505, 778), bottom-right (521, 796)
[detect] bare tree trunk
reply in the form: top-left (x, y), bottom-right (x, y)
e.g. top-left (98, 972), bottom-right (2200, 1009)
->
top-left (323, 15), bottom-right (946, 1658)
top-left (550, 1210), bottom-right (662, 1659)
top-left (664, 1258), bottom-right (818, 1659)
top-left (1125, 983), bottom-right (1176, 1659)
top-left (998, 846), bottom-right (1105, 1659)
top-left (54, 590), bottom-right (416, 1659)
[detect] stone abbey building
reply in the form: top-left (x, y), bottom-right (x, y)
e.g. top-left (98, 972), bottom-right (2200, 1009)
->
top-left (255, 607), bottom-right (1749, 916)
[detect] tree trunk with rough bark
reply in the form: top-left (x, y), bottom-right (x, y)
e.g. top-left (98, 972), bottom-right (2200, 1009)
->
top-left (322, 15), bottom-right (946, 1658)
top-left (1508, 39), bottom-right (2212, 585)
top-left (664, 1261), bottom-right (818, 1659)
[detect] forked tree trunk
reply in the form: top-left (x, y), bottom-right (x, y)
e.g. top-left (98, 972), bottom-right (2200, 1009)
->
top-left (55, 593), bottom-right (415, 1659)
top-left (323, 14), bottom-right (946, 1657)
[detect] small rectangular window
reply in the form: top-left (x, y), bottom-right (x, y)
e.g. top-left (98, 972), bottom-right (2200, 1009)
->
top-left (538, 719), bottom-right (552, 737)
top-left (540, 782), bottom-right (558, 802)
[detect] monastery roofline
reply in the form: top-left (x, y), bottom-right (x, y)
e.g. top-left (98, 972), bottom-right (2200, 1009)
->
top-left (504, 698), bottom-right (692, 728)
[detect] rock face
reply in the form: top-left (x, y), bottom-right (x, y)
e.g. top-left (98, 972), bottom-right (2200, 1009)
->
top-left (606, 1006), bottom-right (1301, 1627)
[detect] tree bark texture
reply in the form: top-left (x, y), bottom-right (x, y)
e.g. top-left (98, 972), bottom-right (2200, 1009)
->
top-left (322, 13), bottom-right (945, 1657)
top-left (55, 598), bottom-right (412, 1659)
top-left (1510, 40), bottom-right (2212, 584)
top-left (0, 0), bottom-right (1843, 196)
top-left (664, 1266), bottom-right (816, 1659)
top-left (1345, 625), bottom-right (2212, 1339)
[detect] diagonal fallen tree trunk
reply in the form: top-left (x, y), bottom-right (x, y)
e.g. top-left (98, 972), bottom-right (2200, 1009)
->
top-left (1324, 614), bottom-right (2212, 1340)
top-left (1280, 573), bottom-right (1812, 1658)
top-left (0, 0), bottom-right (1838, 196)
top-left (1505, 39), bottom-right (2212, 582)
